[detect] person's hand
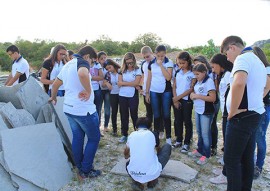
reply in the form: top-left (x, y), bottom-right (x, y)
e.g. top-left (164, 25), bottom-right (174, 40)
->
top-left (190, 92), bottom-right (197, 100)
top-left (48, 96), bottom-right (57, 105)
top-left (173, 101), bottom-right (180, 109)
top-left (157, 59), bottom-right (163, 66)
top-left (172, 96), bottom-right (179, 103)
top-left (228, 109), bottom-right (247, 120)
top-left (118, 81), bottom-right (123, 87)
top-left (78, 90), bottom-right (90, 101)
top-left (145, 93), bottom-right (150, 103)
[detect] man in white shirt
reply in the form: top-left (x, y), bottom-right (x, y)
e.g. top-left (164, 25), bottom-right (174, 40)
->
top-left (49, 45), bottom-right (101, 180)
top-left (221, 36), bottom-right (270, 191)
top-left (5, 45), bottom-right (29, 86)
top-left (124, 117), bottom-right (171, 190)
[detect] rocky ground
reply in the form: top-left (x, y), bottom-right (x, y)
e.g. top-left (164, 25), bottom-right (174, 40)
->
top-left (61, 96), bottom-right (270, 191)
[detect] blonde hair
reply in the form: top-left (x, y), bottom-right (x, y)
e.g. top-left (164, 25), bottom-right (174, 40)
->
top-left (121, 52), bottom-right (138, 73)
top-left (140, 46), bottom-right (153, 54)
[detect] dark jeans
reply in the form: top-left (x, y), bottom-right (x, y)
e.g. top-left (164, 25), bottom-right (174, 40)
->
top-left (48, 89), bottom-right (65, 97)
top-left (110, 94), bottom-right (119, 133)
top-left (173, 99), bottom-right (193, 144)
top-left (150, 91), bottom-right (172, 138)
top-left (94, 89), bottom-right (102, 125)
top-left (224, 112), bottom-right (262, 191)
top-left (143, 95), bottom-right (153, 125)
top-left (119, 95), bottom-right (139, 136)
top-left (211, 101), bottom-right (220, 149)
top-left (101, 90), bottom-right (110, 127)
top-left (222, 116), bottom-right (228, 147)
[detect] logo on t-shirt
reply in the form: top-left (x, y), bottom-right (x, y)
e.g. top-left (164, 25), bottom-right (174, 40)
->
top-left (199, 87), bottom-right (204, 93)
top-left (130, 171), bottom-right (146, 176)
top-left (89, 68), bottom-right (99, 77)
top-left (186, 76), bottom-right (192, 82)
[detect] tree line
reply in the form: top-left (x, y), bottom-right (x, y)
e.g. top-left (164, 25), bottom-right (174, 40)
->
top-left (0, 33), bottom-right (269, 72)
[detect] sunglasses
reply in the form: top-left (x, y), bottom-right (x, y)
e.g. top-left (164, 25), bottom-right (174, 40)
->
top-left (126, 61), bottom-right (135, 65)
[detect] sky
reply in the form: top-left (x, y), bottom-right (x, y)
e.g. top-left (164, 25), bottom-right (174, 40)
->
top-left (0, 0), bottom-right (270, 49)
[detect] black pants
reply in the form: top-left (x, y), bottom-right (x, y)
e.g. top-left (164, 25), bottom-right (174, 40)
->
top-left (110, 94), bottom-right (119, 133)
top-left (173, 99), bottom-right (193, 144)
top-left (143, 95), bottom-right (153, 125)
top-left (119, 95), bottom-right (139, 136)
top-left (211, 102), bottom-right (220, 149)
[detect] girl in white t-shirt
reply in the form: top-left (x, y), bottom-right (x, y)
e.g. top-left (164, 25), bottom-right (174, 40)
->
top-left (189, 64), bottom-right (216, 165)
top-left (102, 59), bottom-right (121, 136)
top-left (118, 52), bottom-right (142, 143)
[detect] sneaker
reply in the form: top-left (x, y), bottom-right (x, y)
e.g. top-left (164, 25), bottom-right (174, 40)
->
top-left (147, 178), bottom-right (158, 188)
top-left (172, 141), bottom-right (182, 148)
top-left (159, 132), bottom-right (165, 139)
top-left (197, 156), bottom-right (208, 165)
top-left (211, 148), bottom-right (217, 156)
top-left (212, 168), bottom-right (222, 176)
top-left (118, 136), bottom-right (127, 143)
top-left (188, 149), bottom-right (202, 158)
top-left (104, 127), bottom-right (109, 132)
top-left (218, 156), bottom-right (224, 165)
top-left (210, 173), bottom-right (227, 184)
top-left (166, 138), bottom-right (172, 145)
top-left (180, 144), bottom-right (190, 153)
top-left (79, 169), bottom-right (102, 179)
top-left (253, 166), bottom-right (262, 179)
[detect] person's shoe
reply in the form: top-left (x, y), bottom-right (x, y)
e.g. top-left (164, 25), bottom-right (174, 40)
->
top-left (166, 138), bottom-right (172, 145)
top-left (172, 141), bottom-right (182, 148)
top-left (100, 130), bottom-right (104, 137)
top-left (210, 173), bottom-right (227, 184)
top-left (104, 127), bottom-right (109, 132)
top-left (118, 136), bottom-right (127, 143)
top-left (147, 178), bottom-right (158, 188)
top-left (212, 168), bottom-right (222, 176)
top-left (159, 132), bottom-right (165, 139)
top-left (78, 169), bottom-right (102, 179)
top-left (253, 166), bottom-right (262, 179)
top-left (180, 144), bottom-right (190, 153)
top-left (197, 156), bottom-right (208, 165)
top-left (112, 131), bottom-right (118, 137)
top-left (218, 156), bottom-right (224, 165)
top-left (188, 149), bottom-right (202, 158)
top-left (211, 148), bottom-right (217, 156)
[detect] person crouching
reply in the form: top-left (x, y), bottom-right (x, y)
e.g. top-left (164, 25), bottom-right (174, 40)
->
top-left (124, 117), bottom-right (171, 190)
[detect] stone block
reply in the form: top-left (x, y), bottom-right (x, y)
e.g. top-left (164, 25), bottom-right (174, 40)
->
top-left (16, 76), bottom-right (49, 120)
top-left (0, 165), bottom-right (17, 191)
top-left (111, 158), bottom-right (198, 183)
top-left (36, 104), bottom-right (53, 124)
top-left (0, 115), bottom-right (9, 151)
top-left (1, 123), bottom-right (73, 191)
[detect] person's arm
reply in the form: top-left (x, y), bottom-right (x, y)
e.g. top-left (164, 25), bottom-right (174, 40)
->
top-left (6, 72), bottom-right (22, 86)
top-left (40, 68), bottom-right (54, 85)
top-left (124, 146), bottom-right (130, 159)
top-left (78, 67), bottom-right (91, 101)
top-left (48, 78), bottom-right (63, 105)
top-left (228, 71), bottom-right (248, 119)
top-left (263, 75), bottom-right (270, 97)
top-left (4, 73), bottom-right (12, 86)
top-left (91, 69), bottom-right (104, 81)
top-left (119, 76), bottom-right (141, 87)
top-left (102, 80), bottom-right (112, 90)
top-left (191, 90), bottom-right (216, 102)
top-left (145, 70), bottom-right (152, 103)
top-left (157, 59), bottom-right (172, 81)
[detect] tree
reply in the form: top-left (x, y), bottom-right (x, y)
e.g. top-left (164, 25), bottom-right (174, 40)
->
top-left (263, 43), bottom-right (270, 63)
top-left (130, 33), bottom-right (162, 53)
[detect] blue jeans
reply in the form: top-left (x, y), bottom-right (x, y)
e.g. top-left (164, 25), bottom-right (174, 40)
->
top-left (94, 89), bottom-right (102, 125)
top-left (101, 90), bottom-right (110, 127)
top-left (211, 101), bottom-right (220, 149)
top-left (255, 105), bottom-right (270, 169)
top-left (48, 89), bottom-right (65, 97)
top-left (195, 112), bottom-right (213, 158)
top-left (65, 112), bottom-right (100, 174)
top-left (224, 112), bottom-right (262, 191)
top-left (150, 91), bottom-right (172, 138)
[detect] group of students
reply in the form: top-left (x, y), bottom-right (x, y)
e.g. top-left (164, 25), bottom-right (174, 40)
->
top-left (4, 35), bottom-right (270, 191)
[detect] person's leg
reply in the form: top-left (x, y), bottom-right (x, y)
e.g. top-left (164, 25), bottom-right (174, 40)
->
top-left (157, 143), bottom-right (172, 169)
top-left (182, 100), bottom-right (193, 145)
top-left (144, 95), bottom-right (153, 125)
top-left (200, 114), bottom-right (213, 158)
top-left (129, 94), bottom-right (139, 130)
top-left (119, 96), bottom-right (129, 137)
top-left (150, 91), bottom-right (161, 133)
top-left (162, 91), bottom-right (172, 139)
top-left (222, 116), bottom-right (227, 149)
top-left (173, 105), bottom-right (182, 143)
top-left (103, 90), bottom-right (111, 128)
top-left (224, 114), bottom-right (261, 191)
top-left (57, 90), bottom-right (65, 97)
top-left (48, 89), bottom-right (51, 97)
top-left (211, 102), bottom-right (220, 152)
top-left (65, 113), bottom-right (85, 170)
top-left (195, 113), bottom-right (203, 155)
top-left (110, 94), bottom-right (119, 133)
top-left (94, 89), bottom-right (102, 125)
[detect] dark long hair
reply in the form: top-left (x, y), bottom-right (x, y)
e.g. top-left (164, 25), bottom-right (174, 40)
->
top-left (253, 46), bottom-right (270, 67)
top-left (105, 59), bottom-right (121, 71)
top-left (210, 53), bottom-right (233, 72)
top-left (45, 44), bottom-right (67, 66)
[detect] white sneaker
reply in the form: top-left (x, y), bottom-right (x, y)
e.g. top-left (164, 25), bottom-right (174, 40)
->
top-left (218, 156), bottom-right (224, 165)
top-left (166, 138), bottom-right (172, 145)
top-left (210, 173), bottom-right (227, 184)
top-left (212, 168), bottom-right (222, 176)
top-left (159, 132), bottom-right (165, 139)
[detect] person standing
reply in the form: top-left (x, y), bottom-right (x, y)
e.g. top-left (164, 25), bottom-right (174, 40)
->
top-left (5, 45), bottom-right (29, 86)
top-left (49, 45), bottom-right (101, 179)
top-left (221, 36), bottom-right (268, 191)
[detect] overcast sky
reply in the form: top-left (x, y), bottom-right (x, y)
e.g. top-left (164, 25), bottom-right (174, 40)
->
top-left (0, 0), bottom-right (269, 48)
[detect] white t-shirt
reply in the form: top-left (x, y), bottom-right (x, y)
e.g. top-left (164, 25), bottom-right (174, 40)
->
top-left (90, 62), bottom-right (102, 91)
top-left (11, 56), bottom-right (29, 86)
top-left (127, 129), bottom-right (162, 184)
top-left (175, 69), bottom-right (195, 100)
top-left (99, 67), bottom-right (109, 90)
top-left (109, 72), bottom-right (120, 94)
top-left (148, 57), bottom-right (174, 93)
top-left (49, 61), bottom-right (64, 90)
top-left (219, 71), bottom-right (231, 115)
top-left (193, 76), bottom-right (216, 114)
top-left (57, 55), bottom-right (96, 116)
top-left (226, 51), bottom-right (266, 115)
top-left (141, 60), bottom-right (150, 96)
top-left (119, 68), bottom-right (141, 97)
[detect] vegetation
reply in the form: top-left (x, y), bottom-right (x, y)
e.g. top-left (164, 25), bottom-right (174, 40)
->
top-left (0, 33), bottom-right (269, 72)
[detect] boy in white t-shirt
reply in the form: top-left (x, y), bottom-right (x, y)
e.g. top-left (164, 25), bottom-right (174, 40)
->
top-left (124, 117), bottom-right (171, 190)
